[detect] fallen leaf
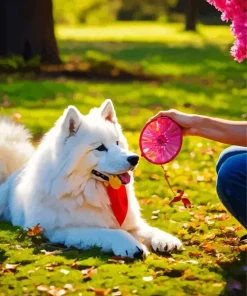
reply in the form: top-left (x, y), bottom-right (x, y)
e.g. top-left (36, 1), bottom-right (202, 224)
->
top-left (214, 214), bottom-right (230, 221)
top-left (143, 276), bottom-right (153, 282)
top-left (5, 263), bottom-right (19, 271)
top-left (167, 258), bottom-right (176, 263)
top-left (82, 267), bottom-right (97, 280)
top-left (64, 284), bottom-right (74, 291)
top-left (152, 210), bottom-right (160, 215)
top-left (27, 223), bottom-right (44, 236)
top-left (41, 250), bottom-right (62, 256)
top-left (183, 223), bottom-right (188, 228)
top-left (197, 176), bottom-right (204, 182)
top-left (60, 269), bottom-right (69, 275)
top-left (108, 255), bottom-right (134, 264)
top-left (68, 259), bottom-right (86, 270)
top-left (48, 287), bottom-right (67, 296)
top-left (46, 263), bottom-right (58, 271)
top-left (108, 258), bottom-right (125, 264)
top-left (205, 233), bottom-right (216, 240)
top-left (235, 226), bottom-right (243, 231)
top-left (87, 287), bottom-right (111, 296)
top-left (112, 292), bottom-right (122, 296)
top-left (188, 252), bottom-right (202, 258)
top-left (185, 274), bottom-right (198, 280)
top-left (200, 242), bottom-right (217, 254)
top-left (37, 285), bottom-right (49, 292)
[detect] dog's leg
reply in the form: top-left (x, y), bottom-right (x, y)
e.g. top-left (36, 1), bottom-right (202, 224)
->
top-left (131, 220), bottom-right (182, 253)
top-left (46, 228), bottom-right (148, 258)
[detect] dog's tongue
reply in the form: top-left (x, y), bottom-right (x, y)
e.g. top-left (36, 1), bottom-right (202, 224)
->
top-left (118, 172), bottom-right (131, 184)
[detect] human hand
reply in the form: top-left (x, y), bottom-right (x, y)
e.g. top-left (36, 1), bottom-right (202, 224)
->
top-left (149, 109), bottom-right (198, 136)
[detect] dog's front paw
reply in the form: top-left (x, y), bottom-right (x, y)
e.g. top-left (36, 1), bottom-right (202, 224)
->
top-left (111, 231), bottom-right (149, 259)
top-left (151, 232), bottom-right (182, 253)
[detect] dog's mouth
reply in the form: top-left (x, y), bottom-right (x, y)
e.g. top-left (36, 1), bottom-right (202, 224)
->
top-left (92, 170), bottom-right (131, 185)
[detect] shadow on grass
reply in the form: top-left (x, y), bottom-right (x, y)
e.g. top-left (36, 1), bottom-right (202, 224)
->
top-left (219, 252), bottom-right (247, 296)
top-left (58, 40), bottom-right (246, 84)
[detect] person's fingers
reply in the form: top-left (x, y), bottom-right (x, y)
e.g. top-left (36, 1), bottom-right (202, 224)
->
top-left (148, 109), bottom-right (177, 122)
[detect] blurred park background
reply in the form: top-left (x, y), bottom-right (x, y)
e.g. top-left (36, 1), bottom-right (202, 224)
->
top-left (0, 1), bottom-right (247, 295)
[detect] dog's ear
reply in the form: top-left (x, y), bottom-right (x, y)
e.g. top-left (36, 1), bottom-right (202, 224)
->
top-left (62, 105), bottom-right (81, 135)
top-left (100, 99), bottom-right (117, 123)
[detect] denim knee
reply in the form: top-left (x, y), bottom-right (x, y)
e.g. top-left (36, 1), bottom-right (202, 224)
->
top-left (216, 153), bottom-right (247, 228)
top-left (216, 146), bottom-right (247, 174)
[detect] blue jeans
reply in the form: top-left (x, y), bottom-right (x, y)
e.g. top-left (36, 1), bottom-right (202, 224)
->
top-left (216, 146), bottom-right (247, 229)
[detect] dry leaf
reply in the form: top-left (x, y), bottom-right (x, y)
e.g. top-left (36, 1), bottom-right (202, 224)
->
top-left (108, 255), bottom-right (134, 264)
top-left (152, 210), bottom-right (160, 215)
top-left (143, 276), bottom-right (153, 282)
top-left (48, 287), bottom-right (67, 296)
top-left (46, 263), bottom-right (57, 271)
top-left (188, 252), bottom-right (202, 258)
top-left (41, 250), bottom-right (62, 256)
top-left (60, 269), bottom-right (69, 275)
top-left (201, 242), bottom-right (217, 254)
top-left (112, 292), bottom-right (122, 296)
top-left (214, 214), bottom-right (230, 221)
top-left (37, 285), bottom-right (49, 292)
top-left (185, 274), bottom-right (198, 280)
top-left (27, 223), bottom-right (44, 236)
top-left (64, 284), bottom-right (74, 291)
top-left (82, 267), bottom-right (97, 280)
top-left (5, 264), bottom-right (19, 271)
top-left (88, 287), bottom-right (111, 296)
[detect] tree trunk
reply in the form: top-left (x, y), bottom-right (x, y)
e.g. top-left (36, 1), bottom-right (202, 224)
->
top-left (185, 0), bottom-right (201, 31)
top-left (0, 0), bottom-right (60, 64)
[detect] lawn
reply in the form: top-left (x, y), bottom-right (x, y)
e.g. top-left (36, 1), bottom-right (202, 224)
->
top-left (0, 22), bottom-right (246, 296)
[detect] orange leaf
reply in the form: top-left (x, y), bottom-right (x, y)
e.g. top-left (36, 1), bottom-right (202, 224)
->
top-left (108, 255), bottom-right (134, 264)
top-left (5, 263), bottom-right (19, 271)
top-left (82, 267), bottom-right (97, 281)
top-left (27, 223), bottom-right (44, 236)
top-left (214, 214), bottom-right (230, 221)
top-left (88, 287), bottom-right (111, 296)
top-left (188, 252), bottom-right (202, 258)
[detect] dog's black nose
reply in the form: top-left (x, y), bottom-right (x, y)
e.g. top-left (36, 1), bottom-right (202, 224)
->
top-left (127, 155), bottom-right (139, 166)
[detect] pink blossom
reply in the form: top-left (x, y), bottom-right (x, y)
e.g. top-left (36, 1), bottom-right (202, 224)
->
top-left (207, 0), bottom-right (247, 62)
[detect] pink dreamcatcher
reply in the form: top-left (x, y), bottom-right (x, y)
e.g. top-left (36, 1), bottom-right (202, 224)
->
top-left (139, 117), bottom-right (191, 208)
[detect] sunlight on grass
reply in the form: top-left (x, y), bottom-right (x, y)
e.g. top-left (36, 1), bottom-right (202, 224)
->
top-left (0, 22), bottom-right (246, 296)
top-left (57, 22), bottom-right (234, 47)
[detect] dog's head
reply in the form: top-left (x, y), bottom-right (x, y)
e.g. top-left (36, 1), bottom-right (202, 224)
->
top-left (56, 99), bottom-right (138, 189)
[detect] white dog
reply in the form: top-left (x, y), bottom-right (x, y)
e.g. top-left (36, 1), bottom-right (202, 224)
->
top-left (0, 100), bottom-right (182, 258)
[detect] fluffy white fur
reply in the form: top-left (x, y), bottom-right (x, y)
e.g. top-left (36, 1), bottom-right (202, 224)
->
top-left (0, 100), bottom-right (182, 258)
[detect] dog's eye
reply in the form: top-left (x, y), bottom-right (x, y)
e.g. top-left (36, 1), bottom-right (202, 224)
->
top-left (116, 141), bottom-right (119, 146)
top-left (96, 144), bottom-right (108, 152)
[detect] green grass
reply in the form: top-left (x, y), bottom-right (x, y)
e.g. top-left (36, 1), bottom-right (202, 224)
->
top-left (0, 22), bottom-right (246, 296)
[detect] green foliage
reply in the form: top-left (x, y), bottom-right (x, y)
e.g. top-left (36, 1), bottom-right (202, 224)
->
top-left (0, 23), bottom-right (246, 295)
top-left (53, 0), bottom-right (179, 24)
top-left (53, 0), bottom-right (122, 25)
top-left (0, 55), bottom-right (40, 72)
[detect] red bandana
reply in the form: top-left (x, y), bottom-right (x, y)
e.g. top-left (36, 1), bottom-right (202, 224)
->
top-left (107, 185), bottom-right (128, 226)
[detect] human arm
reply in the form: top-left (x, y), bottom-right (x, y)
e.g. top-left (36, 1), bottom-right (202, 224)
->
top-left (150, 110), bottom-right (247, 147)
